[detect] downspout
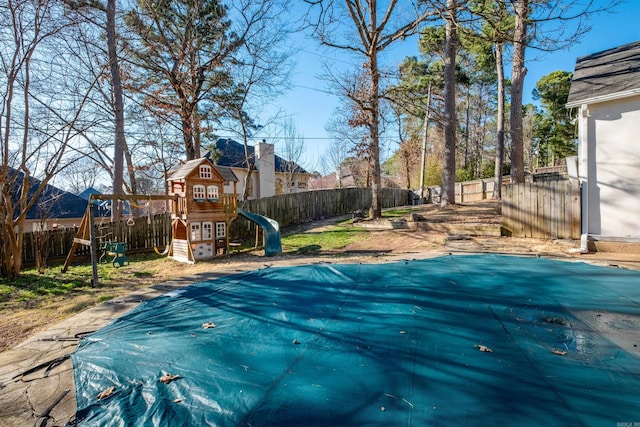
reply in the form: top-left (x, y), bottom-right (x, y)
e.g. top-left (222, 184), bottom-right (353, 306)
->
top-left (570, 104), bottom-right (590, 254)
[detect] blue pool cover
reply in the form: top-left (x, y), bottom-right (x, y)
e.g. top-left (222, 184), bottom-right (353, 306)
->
top-left (72, 255), bottom-right (640, 426)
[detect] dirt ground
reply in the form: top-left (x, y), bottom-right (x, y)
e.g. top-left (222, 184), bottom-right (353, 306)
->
top-left (1, 200), bottom-right (637, 354)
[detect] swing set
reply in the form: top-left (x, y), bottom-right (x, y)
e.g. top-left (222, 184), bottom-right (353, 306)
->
top-left (62, 194), bottom-right (178, 287)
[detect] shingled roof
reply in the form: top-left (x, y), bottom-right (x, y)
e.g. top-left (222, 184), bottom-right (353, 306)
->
top-left (7, 168), bottom-right (103, 220)
top-left (566, 40), bottom-right (640, 107)
top-left (213, 138), bottom-right (308, 174)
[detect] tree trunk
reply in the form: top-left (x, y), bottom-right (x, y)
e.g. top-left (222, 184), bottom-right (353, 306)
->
top-left (181, 103), bottom-right (200, 160)
top-left (493, 42), bottom-right (505, 198)
top-left (369, 2), bottom-right (382, 218)
top-left (441, 0), bottom-right (457, 207)
top-left (510, 0), bottom-right (528, 184)
top-left (419, 83), bottom-right (432, 200)
top-left (108, 0), bottom-right (125, 220)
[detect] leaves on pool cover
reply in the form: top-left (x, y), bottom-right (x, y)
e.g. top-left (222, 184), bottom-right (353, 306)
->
top-left (475, 344), bottom-right (493, 353)
top-left (159, 374), bottom-right (180, 384)
top-left (202, 322), bottom-right (216, 329)
top-left (97, 386), bottom-right (115, 400)
top-left (551, 349), bottom-right (567, 356)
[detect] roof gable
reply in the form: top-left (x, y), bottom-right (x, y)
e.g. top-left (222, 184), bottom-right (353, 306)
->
top-left (167, 157), bottom-right (237, 182)
top-left (567, 40), bottom-right (640, 106)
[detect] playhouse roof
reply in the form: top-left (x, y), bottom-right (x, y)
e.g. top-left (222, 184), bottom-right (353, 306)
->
top-left (567, 40), bottom-right (640, 107)
top-left (167, 157), bottom-right (238, 182)
top-left (215, 165), bottom-right (239, 182)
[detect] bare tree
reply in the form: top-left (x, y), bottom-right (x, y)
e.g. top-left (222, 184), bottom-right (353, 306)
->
top-left (58, 156), bottom-right (104, 194)
top-left (64, 0), bottom-right (128, 219)
top-left (0, 0), bottom-right (98, 277)
top-left (305, 0), bottom-right (436, 217)
top-left (215, 0), bottom-right (293, 201)
top-left (324, 104), bottom-right (369, 186)
top-left (279, 117), bottom-right (306, 194)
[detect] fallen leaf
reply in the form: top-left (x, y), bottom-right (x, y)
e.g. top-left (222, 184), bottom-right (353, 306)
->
top-left (159, 374), bottom-right (180, 384)
top-left (202, 322), bottom-right (216, 329)
top-left (551, 349), bottom-right (567, 356)
top-left (474, 344), bottom-right (493, 353)
top-left (97, 386), bottom-right (115, 400)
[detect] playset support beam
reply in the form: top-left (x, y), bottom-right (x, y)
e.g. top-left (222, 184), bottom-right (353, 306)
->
top-left (62, 194), bottom-right (178, 287)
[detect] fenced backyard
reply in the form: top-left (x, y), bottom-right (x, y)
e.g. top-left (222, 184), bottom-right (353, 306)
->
top-left (232, 187), bottom-right (411, 234)
top-left (21, 181), bottom-right (581, 264)
top-left (22, 188), bottom-right (411, 264)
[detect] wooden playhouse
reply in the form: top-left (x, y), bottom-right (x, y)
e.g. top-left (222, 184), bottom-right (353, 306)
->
top-left (167, 157), bottom-right (239, 263)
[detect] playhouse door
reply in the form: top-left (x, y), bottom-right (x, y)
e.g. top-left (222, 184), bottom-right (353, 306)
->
top-left (215, 222), bottom-right (227, 254)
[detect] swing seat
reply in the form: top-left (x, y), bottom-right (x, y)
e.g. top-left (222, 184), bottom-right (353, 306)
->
top-left (100, 242), bottom-right (129, 268)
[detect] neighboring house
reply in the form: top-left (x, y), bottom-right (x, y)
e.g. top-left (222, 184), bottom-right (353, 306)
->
top-left (566, 40), bottom-right (640, 241)
top-left (8, 169), bottom-right (106, 232)
top-left (211, 138), bottom-right (311, 200)
top-left (77, 187), bottom-right (112, 218)
top-left (166, 157), bottom-right (239, 263)
top-left (308, 167), bottom-right (357, 190)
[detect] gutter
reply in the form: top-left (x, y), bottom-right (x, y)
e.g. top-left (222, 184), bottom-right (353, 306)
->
top-left (566, 87), bottom-right (640, 109)
top-left (569, 104), bottom-right (590, 254)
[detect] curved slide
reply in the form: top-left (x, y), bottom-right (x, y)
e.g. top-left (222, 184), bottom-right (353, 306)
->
top-left (237, 209), bottom-right (282, 257)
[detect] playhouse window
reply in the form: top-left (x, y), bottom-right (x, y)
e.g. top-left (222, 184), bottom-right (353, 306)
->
top-left (191, 222), bottom-right (201, 241)
top-left (199, 165), bottom-right (212, 179)
top-left (202, 222), bottom-right (213, 240)
top-left (215, 222), bottom-right (226, 238)
top-left (207, 185), bottom-right (219, 200)
top-left (193, 185), bottom-right (206, 200)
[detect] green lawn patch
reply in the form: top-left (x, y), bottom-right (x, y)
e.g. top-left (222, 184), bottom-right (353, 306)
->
top-left (382, 207), bottom-right (421, 218)
top-left (282, 225), bottom-right (369, 252)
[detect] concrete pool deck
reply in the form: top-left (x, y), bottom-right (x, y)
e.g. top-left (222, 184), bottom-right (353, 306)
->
top-left (1, 250), bottom-right (639, 426)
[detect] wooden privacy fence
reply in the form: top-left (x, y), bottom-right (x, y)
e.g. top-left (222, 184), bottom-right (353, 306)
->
top-left (22, 188), bottom-right (409, 263)
top-left (424, 177), bottom-right (512, 204)
top-left (232, 187), bottom-right (412, 235)
top-left (22, 213), bottom-right (171, 264)
top-left (502, 180), bottom-right (581, 239)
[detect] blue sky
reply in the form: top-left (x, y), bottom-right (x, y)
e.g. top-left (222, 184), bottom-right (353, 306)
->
top-left (265, 1), bottom-right (640, 172)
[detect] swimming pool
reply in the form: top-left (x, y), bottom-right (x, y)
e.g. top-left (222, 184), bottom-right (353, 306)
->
top-left (72, 254), bottom-right (640, 426)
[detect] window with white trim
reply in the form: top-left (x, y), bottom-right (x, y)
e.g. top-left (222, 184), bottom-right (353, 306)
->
top-left (202, 222), bottom-right (213, 240)
top-left (199, 165), bottom-right (212, 179)
top-left (207, 185), bottom-right (219, 200)
top-left (193, 185), bottom-right (205, 200)
top-left (191, 222), bottom-right (201, 241)
top-left (215, 222), bottom-right (226, 238)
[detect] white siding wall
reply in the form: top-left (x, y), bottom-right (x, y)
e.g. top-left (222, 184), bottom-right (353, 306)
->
top-left (585, 96), bottom-right (640, 238)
